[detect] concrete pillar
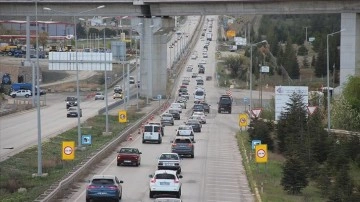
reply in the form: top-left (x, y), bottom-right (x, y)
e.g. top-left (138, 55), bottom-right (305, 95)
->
top-left (24, 16), bottom-right (32, 67)
top-left (340, 13), bottom-right (360, 86)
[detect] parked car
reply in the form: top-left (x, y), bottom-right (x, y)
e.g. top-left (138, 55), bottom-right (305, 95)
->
top-left (94, 92), bottom-right (105, 100)
top-left (161, 113), bottom-right (175, 126)
top-left (157, 153), bottom-right (181, 174)
top-left (86, 175), bottom-right (123, 202)
top-left (67, 107), bottom-right (82, 118)
top-left (116, 147), bottom-right (142, 166)
top-left (10, 89), bottom-right (31, 98)
top-left (171, 136), bottom-right (195, 158)
top-left (149, 170), bottom-right (182, 199)
top-left (65, 96), bottom-right (77, 109)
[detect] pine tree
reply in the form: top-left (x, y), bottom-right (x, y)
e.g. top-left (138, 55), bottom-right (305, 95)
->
top-left (328, 167), bottom-right (354, 201)
top-left (311, 55), bottom-right (316, 69)
top-left (281, 154), bottom-right (309, 194)
top-left (302, 56), bottom-right (310, 69)
top-left (283, 39), bottom-right (300, 79)
top-left (248, 119), bottom-right (274, 151)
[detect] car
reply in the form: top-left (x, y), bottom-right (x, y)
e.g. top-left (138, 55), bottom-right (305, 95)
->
top-left (175, 99), bottom-right (187, 109)
top-left (191, 73), bottom-right (198, 78)
top-left (171, 137), bottom-right (195, 158)
top-left (199, 59), bottom-right (206, 64)
top-left (155, 198), bottom-right (182, 202)
top-left (194, 89), bottom-right (206, 103)
top-left (67, 107), bottom-right (82, 117)
top-left (196, 79), bottom-right (204, 85)
top-left (198, 66), bottom-right (205, 74)
top-left (157, 153), bottom-right (181, 174)
top-left (149, 170), bottom-right (182, 199)
top-left (180, 92), bottom-right (190, 100)
top-left (181, 79), bottom-right (189, 85)
top-left (189, 115), bottom-right (204, 125)
top-left (192, 111), bottom-right (207, 124)
top-left (168, 109), bottom-right (180, 120)
top-left (114, 85), bottom-right (122, 93)
top-left (10, 89), bottom-right (32, 98)
top-left (176, 125), bottom-right (195, 141)
top-left (143, 124), bottom-right (163, 143)
top-left (186, 65), bottom-right (193, 72)
top-left (218, 94), bottom-right (232, 113)
top-left (116, 147), bottom-right (142, 166)
top-left (169, 103), bottom-right (183, 113)
top-left (86, 175), bottom-right (123, 202)
top-left (113, 92), bottom-right (123, 99)
top-left (94, 92), bottom-right (105, 100)
top-left (193, 104), bottom-right (205, 113)
top-left (129, 76), bottom-right (135, 84)
top-left (178, 86), bottom-right (188, 96)
top-left (206, 76), bottom-right (212, 81)
top-left (185, 119), bottom-right (202, 132)
top-left (200, 102), bottom-right (211, 113)
top-left (65, 96), bottom-right (77, 109)
top-left (161, 113), bottom-right (175, 126)
top-left (203, 53), bottom-right (208, 58)
top-left (190, 54), bottom-right (197, 60)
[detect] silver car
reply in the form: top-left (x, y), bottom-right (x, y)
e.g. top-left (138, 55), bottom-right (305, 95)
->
top-left (94, 92), bottom-right (105, 100)
top-left (161, 113), bottom-right (174, 126)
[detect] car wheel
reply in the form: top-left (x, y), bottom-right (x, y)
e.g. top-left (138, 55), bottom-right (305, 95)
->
top-left (229, 110), bottom-right (232, 114)
top-left (218, 110), bottom-right (221, 113)
top-left (172, 122), bottom-right (174, 126)
top-left (117, 162), bottom-right (120, 166)
top-left (149, 191), bottom-right (154, 198)
top-left (86, 198), bottom-right (90, 202)
top-left (11, 94), bottom-right (16, 98)
top-left (176, 188), bottom-right (181, 198)
top-left (119, 191), bottom-right (122, 200)
top-left (142, 139), bottom-right (146, 143)
top-left (191, 154), bottom-right (194, 158)
top-left (25, 94), bottom-right (29, 98)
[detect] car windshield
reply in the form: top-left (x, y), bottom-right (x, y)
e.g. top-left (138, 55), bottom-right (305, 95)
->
top-left (194, 105), bottom-right (204, 110)
top-left (163, 114), bottom-right (172, 118)
top-left (178, 126), bottom-right (191, 130)
top-left (160, 154), bottom-right (179, 160)
top-left (195, 91), bottom-right (204, 96)
top-left (155, 173), bottom-right (176, 180)
top-left (91, 179), bottom-right (114, 185)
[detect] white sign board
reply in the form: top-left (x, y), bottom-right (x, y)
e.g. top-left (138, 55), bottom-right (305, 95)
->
top-left (275, 86), bottom-right (308, 121)
top-left (48, 52), bottom-right (113, 71)
top-left (234, 37), bottom-right (247, 46)
top-left (261, 66), bottom-right (269, 73)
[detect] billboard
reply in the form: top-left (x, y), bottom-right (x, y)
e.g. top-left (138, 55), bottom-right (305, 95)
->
top-left (275, 86), bottom-right (308, 120)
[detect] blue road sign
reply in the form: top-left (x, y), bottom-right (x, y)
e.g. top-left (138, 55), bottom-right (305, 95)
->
top-left (244, 97), bottom-right (248, 104)
top-left (252, 140), bottom-right (261, 150)
top-left (82, 135), bottom-right (92, 145)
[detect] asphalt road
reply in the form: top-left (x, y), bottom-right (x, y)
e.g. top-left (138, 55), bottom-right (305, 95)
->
top-left (61, 16), bottom-right (259, 202)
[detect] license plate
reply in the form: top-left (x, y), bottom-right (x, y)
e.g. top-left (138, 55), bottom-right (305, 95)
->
top-left (160, 182), bottom-right (170, 185)
top-left (124, 160), bottom-right (131, 163)
top-left (97, 192), bottom-right (107, 195)
top-left (164, 163), bottom-right (174, 166)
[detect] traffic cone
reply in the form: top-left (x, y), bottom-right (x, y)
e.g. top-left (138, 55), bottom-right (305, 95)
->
top-left (128, 135), bottom-right (133, 141)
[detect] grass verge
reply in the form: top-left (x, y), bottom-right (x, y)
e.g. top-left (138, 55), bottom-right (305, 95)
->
top-left (0, 112), bottom-right (145, 202)
top-left (236, 131), bottom-right (325, 202)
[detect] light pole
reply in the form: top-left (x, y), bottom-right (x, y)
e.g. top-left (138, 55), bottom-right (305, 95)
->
top-left (249, 40), bottom-right (267, 110)
top-left (132, 22), bottom-right (142, 109)
top-left (327, 29), bottom-right (344, 133)
top-left (43, 5), bottom-right (105, 149)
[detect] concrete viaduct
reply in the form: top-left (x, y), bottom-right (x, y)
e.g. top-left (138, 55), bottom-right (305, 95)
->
top-left (1, 0), bottom-right (360, 97)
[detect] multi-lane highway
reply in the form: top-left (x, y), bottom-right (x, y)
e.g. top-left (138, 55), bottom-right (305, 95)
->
top-left (60, 16), bottom-right (258, 202)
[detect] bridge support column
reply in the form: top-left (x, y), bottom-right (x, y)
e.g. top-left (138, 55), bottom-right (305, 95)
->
top-left (340, 13), bottom-right (360, 86)
top-left (137, 17), bottom-right (175, 100)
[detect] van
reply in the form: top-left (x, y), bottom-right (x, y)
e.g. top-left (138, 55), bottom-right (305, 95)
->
top-left (142, 124), bottom-right (162, 144)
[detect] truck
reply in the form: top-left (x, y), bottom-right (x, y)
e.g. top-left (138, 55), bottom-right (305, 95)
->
top-left (206, 33), bottom-right (212, 41)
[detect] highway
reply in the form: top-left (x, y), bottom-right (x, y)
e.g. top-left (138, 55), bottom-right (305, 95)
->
top-left (61, 16), bottom-right (258, 202)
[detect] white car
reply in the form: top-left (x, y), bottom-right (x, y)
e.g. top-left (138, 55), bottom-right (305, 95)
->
top-left (176, 125), bottom-right (195, 141)
top-left (157, 153), bottom-right (182, 174)
top-left (129, 76), bottom-right (135, 84)
top-left (155, 198), bottom-right (182, 202)
top-left (192, 112), bottom-right (207, 124)
top-left (94, 92), bottom-right (105, 100)
top-left (149, 170), bottom-right (182, 199)
top-left (190, 54), bottom-right (197, 60)
top-left (199, 59), bottom-right (206, 64)
top-left (169, 103), bottom-right (183, 113)
top-left (189, 114), bottom-right (205, 124)
top-left (194, 89), bottom-right (206, 103)
top-left (10, 89), bottom-right (32, 98)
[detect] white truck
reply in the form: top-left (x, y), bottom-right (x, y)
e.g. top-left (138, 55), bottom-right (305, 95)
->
top-left (206, 33), bottom-right (212, 41)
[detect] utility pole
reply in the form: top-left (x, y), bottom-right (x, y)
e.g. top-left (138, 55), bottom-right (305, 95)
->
top-left (304, 26), bottom-right (310, 43)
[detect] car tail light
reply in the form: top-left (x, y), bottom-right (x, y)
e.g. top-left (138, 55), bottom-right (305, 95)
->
top-left (108, 185), bottom-right (118, 190)
top-left (150, 178), bottom-right (156, 183)
top-left (175, 163), bottom-right (179, 166)
top-left (87, 185), bottom-right (97, 189)
top-left (188, 143), bottom-right (193, 147)
top-left (174, 179), bottom-right (179, 183)
top-left (172, 143), bottom-right (176, 147)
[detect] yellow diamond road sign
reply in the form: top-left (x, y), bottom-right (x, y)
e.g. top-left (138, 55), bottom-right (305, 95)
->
top-left (239, 113), bottom-right (249, 127)
top-left (118, 110), bottom-right (127, 123)
top-left (62, 141), bottom-right (75, 160)
top-left (255, 144), bottom-right (268, 163)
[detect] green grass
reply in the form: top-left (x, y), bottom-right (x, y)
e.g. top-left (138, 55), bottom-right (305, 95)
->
top-left (236, 131), bottom-right (325, 202)
top-left (0, 112), bottom-right (144, 202)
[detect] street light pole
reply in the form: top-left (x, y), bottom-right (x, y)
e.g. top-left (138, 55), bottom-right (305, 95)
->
top-left (327, 29), bottom-right (344, 133)
top-left (249, 40), bottom-right (267, 110)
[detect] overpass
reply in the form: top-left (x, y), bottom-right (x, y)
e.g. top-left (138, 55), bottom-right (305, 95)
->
top-left (1, 0), bottom-right (360, 97)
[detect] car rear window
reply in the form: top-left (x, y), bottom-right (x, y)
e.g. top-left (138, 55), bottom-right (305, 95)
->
top-left (91, 179), bottom-right (114, 185)
top-left (175, 139), bottom-right (191, 143)
top-left (160, 154), bottom-right (179, 160)
top-left (144, 126), bottom-right (153, 132)
top-left (155, 173), bottom-right (175, 180)
top-left (195, 91), bottom-right (204, 96)
top-left (220, 97), bottom-right (232, 104)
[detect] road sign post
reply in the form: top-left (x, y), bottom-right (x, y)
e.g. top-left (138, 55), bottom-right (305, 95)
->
top-left (118, 110), bottom-right (127, 123)
top-left (62, 141), bottom-right (75, 160)
top-left (239, 113), bottom-right (249, 128)
top-left (255, 144), bottom-right (268, 163)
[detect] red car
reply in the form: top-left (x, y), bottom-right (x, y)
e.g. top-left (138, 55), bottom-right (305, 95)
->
top-left (116, 147), bottom-right (142, 166)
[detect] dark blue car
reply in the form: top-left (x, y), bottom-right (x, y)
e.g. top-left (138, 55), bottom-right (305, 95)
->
top-left (86, 175), bottom-right (123, 202)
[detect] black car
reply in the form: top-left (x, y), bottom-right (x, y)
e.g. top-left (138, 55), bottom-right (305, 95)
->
top-left (193, 104), bottom-right (205, 113)
top-left (168, 109), bottom-right (180, 120)
top-left (185, 120), bottom-right (201, 132)
top-left (201, 102), bottom-right (211, 113)
top-left (178, 88), bottom-right (188, 96)
top-left (196, 79), bottom-right (204, 85)
top-left (218, 95), bottom-right (232, 113)
top-left (65, 96), bottom-right (77, 109)
top-left (198, 67), bottom-right (205, 74)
